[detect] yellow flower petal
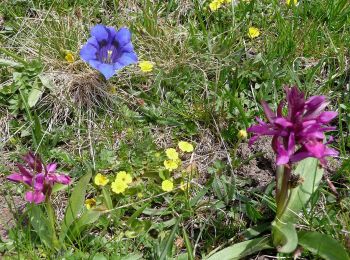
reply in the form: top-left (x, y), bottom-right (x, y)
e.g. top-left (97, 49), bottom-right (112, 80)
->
top-left (111, 180), bottom-right (128, 194)
top-left (116, 171), bottom-right (133, 184)
top-left (164, 159), bottom-right (179, 171)
top-left (65, 52), bottom-right (75, 63)
top-left (237, 129), bottom-right (248, 139)
top-left (178, 141), bottom-right (194, 153)
top-left (209, 0), bottom-right (222, 11)
top-left (248, 27), bottom-right (260, 39)
top-left (139, 61), bottom-right (154, 72)
top-left (165, 148), bottom-right (179, 160)
top-left (94, 173), bottom-right (109, 186)
top-left (85, 198), bottom-right (96, 209)
top-left (286, 0), bottom-right (298, 5)
top-left (162, 179), bottom-right (174, 192)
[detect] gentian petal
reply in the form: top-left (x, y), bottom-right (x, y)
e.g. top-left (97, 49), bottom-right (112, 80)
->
top-left (98, 64), bottom-right (116, 79)
top-left (117, 52), bottom-right (138, 66)
top-left (91, 24), bottom-right (109, 42)
top-left (80, 42), bottom-right (98, 61)
top-left (119, 42), bottom-right (135, 52)
top-left (115, 27), bottom-right (132, 47)
top-left (7, 173), bottom-right (23, 183)
top-left (25, 190), bottom-right (45, 204)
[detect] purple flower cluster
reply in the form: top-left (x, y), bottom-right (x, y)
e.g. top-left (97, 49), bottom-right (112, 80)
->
top-left (7, 152), bottom-right (71, 204)
top-left (80, 24), bottom-right (138, 80)
top-left (248, 86), bottom-right (338, 166)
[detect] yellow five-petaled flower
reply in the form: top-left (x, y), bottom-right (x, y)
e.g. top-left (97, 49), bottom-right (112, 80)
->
top-left (237, 129), bottom-right (248, 139)
top-left (65, 52), bottom-right (75, 63)
top-left (165, 148), bottom-right (179, 160)
top-left (178, 141), bottom-right (194, 153)
top-left (248, 27), bottom-right (260, 39)
top-left (94, 173), bottom-right (109, 186)
top-left (139, 61), bottom-right (154, 72)
top-left (162, 179), bottom-right (174, 192)
top-left (164, 159), bottom-right (180, 171)
top-left (111, 180), bottom-right (128, 194)
top-left (116, 171), bottom-right (132, 184)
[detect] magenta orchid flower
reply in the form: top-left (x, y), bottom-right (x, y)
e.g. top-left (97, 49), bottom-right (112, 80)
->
top-left (248, 86), bottom-right (338, 166)
top-left (7, 152), bottom-right (71, 204)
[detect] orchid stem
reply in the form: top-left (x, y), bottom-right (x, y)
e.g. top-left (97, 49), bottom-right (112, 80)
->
top-left (276, 165), bottom-right (291, 217)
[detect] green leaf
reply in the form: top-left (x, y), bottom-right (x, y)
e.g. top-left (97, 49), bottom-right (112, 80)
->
top-left (102, 187), bottom-right (113, 210)
top-left (59, 171), bottom-right (92, 241)
top-left (30, 206), bottom-right (54, 249)
top-left (0, 58), bottom-right (22, 67)
top-left (271, 222), bottom-right (298, 253)
top-left (280, 158), bottom-right (324, 223)
top-left (182, 228), bottom-right (195, 260)
top-left (92, 253), bottom-right (108, 260)
top-left (298, 231), bottom-right (350, 260)
top-left (27, 84), bottom-right (43, 108)
top-left (206, 236), bottom-right (273, 260)
top-left (159, 218), bottom-right (180, 260)
top-left (68, 210), bottom-right (101, 241)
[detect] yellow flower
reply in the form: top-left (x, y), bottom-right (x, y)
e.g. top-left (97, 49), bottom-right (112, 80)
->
top-left (162, 179), bottom-right (174, 192)
top-left (286, 0), bottom-right (298, 5)
top-left (209, 0), bottom-right (222, 11)
top-left (116, 171), bottom-right (132, 185)
top-left (237, 129), bottom-right (248, 139)
top-left (85, 198), bottom-right (96, 209)
top-left (139, 61), bottom-right (154, 72)
top-left (94, 173), bottom-right (109, 186)
top-left (65, 52), bottom-right (75, 63)
top-left (108, 85), bottom-right (117, 94)
top-left (164, 159), bottom-right (179, 171)
top-left (180, 181), bottom-right (191, 191)
top-left (111, 180), bottom-right (128, 194)
top-left (137, 192), bottom-right (143, 199)
top-left (166, 148), bottom-right (179, 160)
top-left (248, 27), bottom-right (260, 39)
top-left (178, 141), bottom-right (194, 153)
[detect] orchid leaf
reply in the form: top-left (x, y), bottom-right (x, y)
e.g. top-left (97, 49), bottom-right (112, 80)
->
top-left (271, 221), bottom-right (298, 253)
top-left (205, 236), bottom-right (273, 260)
top-left (59, 171), bottom-right (92, 241)
top-left (280, 158), bottom-right (324, 224)
top-left (30, 206), bottom-right (55, 249)
top-left (298, 231), bottom-right (350, 260)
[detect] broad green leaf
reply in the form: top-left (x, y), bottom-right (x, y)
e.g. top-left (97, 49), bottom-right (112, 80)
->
top-left (271, 221), bottom-right (298, 253)
top-left (30, 206), bottom-right (54, 249)
top-left (298, 231), bottom-right (350, 260)
top-left (206, 236), bottom-right (272, 260)
top-left (102, 187), bottom-right (113, 210)
top-left (28, 84), bottom-right (43, 108)
top-left (92, 253), bottom-right (108, 260)
top-left (39, 74), bottom-right (53, 90)
top-left (119, 254), bottom-right (143, 260)
top-left (280, 158), bottom-right (324, 223)
top-left (59, 171), bottom-right (92, 241)
top-left (68, 210), bottom-right (101, 241)
top-left (0, 58), bottom-right (21, 67)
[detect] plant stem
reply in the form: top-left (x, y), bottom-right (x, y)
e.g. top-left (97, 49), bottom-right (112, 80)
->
top-left (276, 165), bottom-right (291, 218)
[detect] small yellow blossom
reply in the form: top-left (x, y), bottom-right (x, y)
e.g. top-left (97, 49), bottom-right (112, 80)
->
top-left (137, 192), bottom-right (143, 199)
top-left (116, 171), bottom-right (132, 185)
top-left (178, 141), bottom-right (194, 153)
top-left (237, 129), bottom-right (248, 139)
top-left (166, 148), bottom-right (179, 160)
top-left (65, 52), bottom-right (75, 63)
top-left (164, 159), bottom-right (179, 171)
top-left (94, 173), bottom-right (109, 186)
top-left (180, 181), bottom-right (190, 191)
top-left (139, 61), bottom-right (154, 72)
top-left (85, 198), bottom-right (96, 209)
top-left (111, 180), bottom-right (128, 194)
top-left (209, 0), bottom-right (222, 11)
top-left (248, 27), bottom-right (260, 39)
top-left (108, 85), bottom-right (117, 94)
top-left (162, 179), bottom-right (174, 192)
top-left (286, 0), bottom-right (298, 5)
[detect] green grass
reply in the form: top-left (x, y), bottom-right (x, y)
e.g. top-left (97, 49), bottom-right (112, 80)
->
top-left (0, 0), bottom-right (350, 259)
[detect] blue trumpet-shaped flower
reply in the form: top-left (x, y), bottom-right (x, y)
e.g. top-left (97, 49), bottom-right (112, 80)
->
top-left (80, 25), bottom-right (138, 80)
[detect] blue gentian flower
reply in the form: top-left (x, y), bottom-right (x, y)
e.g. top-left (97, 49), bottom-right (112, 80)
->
top-left (80, 25), bottom-right (138, 80)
